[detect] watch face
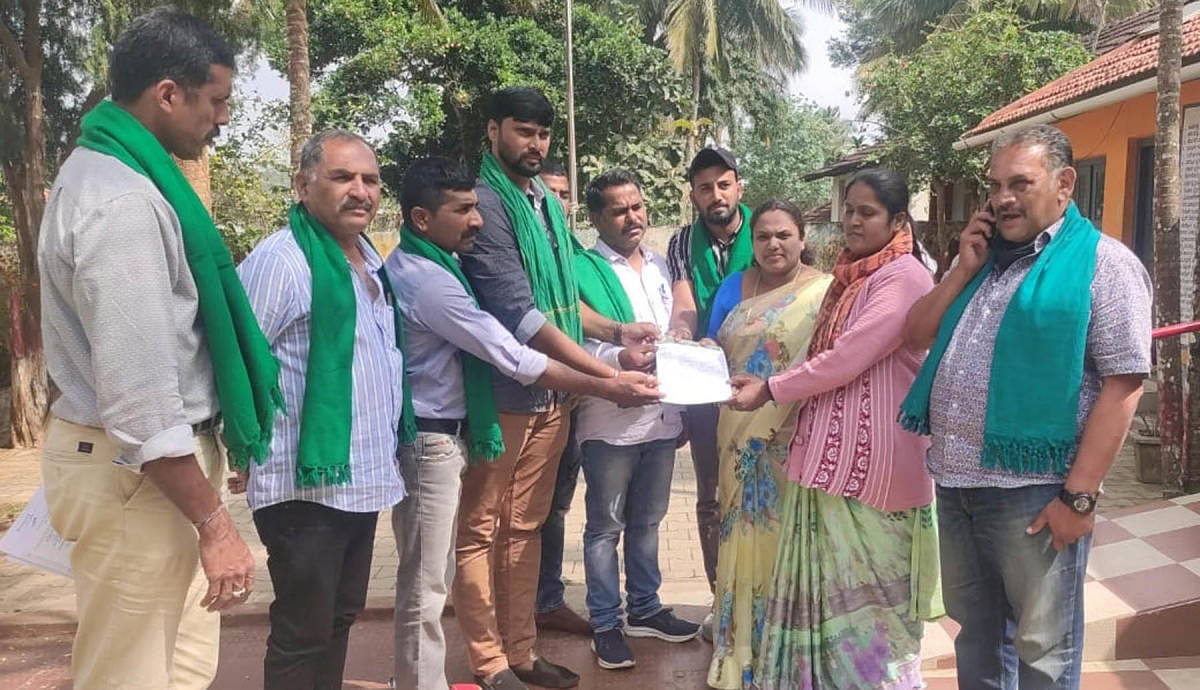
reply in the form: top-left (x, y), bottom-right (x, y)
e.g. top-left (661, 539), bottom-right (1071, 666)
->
top-left (1074, 496), bottom-right (1092, 513)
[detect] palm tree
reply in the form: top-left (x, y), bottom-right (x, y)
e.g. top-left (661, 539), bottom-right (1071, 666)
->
top-left (639, 0), bottom-right (829, 211)
top-left (286, 0), bottom-right (311, 174)
top-left (860, 0), bottom-right (1156, 56)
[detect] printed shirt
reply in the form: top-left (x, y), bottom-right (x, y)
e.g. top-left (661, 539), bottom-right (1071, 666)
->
top-left (238, 229), bottom-right (406, 512)
top-left (926, 219), bottom-right (1153, 489)
top-left (666, 222), bottom-right (743, 285)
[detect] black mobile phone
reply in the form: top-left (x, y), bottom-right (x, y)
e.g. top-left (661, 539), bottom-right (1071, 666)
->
top-left (983, 201), bottom-right (997, 240)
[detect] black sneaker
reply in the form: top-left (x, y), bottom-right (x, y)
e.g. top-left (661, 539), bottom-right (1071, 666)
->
top-left (591, 628), bottom-right (636, 670)
top-left (625, 607), bottom-right (701, 642)
top-left (474, 668), bottom-right (528, 690)
top-left (511, 657), bottom-right (579, 688)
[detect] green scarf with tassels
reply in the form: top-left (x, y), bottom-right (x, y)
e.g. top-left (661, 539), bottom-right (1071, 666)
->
top-left (288, 204), bottom-right (416, 487)
top-left (690, 203), bottom-right (753, 335)
top-left (572, 235), bottom-right (634, 323)
top-left (76, 100), bottom-right (284, 470)
top-left (478, 152), bottom-right (582, 343)
top-left (398, 227), bottom-right (505, 462)
top-left (898, 201), bottom-right (1100, 475)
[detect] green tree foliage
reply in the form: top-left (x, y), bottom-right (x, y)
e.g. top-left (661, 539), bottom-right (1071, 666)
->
top-left (830, 0), bottom-right (1152, 67)
top-left (296, 0), bottom-right (693, 219)
top-left (210, 108), bottom-right (291, 261)
top-left (739, 98), bottom-right (850, 210)
top-left (860, 7), bottom-right (1090, 188)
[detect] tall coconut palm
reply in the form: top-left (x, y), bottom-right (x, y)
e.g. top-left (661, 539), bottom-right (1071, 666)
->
top-left (286, 0), bottom-right (311, 173)
top-left (861, 0), bottom-right (1156, 55)
top-left (642, 0), bottom-right (829, 198)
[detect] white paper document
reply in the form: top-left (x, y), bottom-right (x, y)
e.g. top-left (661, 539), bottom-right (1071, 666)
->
top-left (0, 485), bottom-right (73, 578)
top-left (655, 341), bottom-right (732, 405)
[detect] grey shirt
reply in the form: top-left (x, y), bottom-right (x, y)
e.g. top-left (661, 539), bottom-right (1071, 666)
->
top-left (926, 218), bottom-right (1153, 488)
top-left (384, 250), bottom-right (548, 420)
top-left (460, 179), bottom-right (567, 413)
top-left (39, 148), bottom-right (220, 469)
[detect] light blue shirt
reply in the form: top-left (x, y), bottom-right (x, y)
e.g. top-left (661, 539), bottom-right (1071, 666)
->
top-left (237, 229), bottom-right (406, 513)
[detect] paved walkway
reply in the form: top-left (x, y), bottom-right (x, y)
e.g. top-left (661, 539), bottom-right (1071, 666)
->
top-left (0, 440), bottom-right (1168, 618)
top-left (2, 441), bottom-right (1190, 688)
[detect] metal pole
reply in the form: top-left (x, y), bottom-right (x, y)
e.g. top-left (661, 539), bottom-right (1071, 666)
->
top-left (565, 0), bottom-right (578, 233)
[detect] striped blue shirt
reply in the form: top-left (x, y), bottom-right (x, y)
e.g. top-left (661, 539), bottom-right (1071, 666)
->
top-left (237, 228), bottom-right (406, 513)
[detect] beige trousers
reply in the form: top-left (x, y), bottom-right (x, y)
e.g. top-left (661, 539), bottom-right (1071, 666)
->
top-left (452, 407), bottom-right (570, 679)
top-left (41, 417), bottom-right (223, 689)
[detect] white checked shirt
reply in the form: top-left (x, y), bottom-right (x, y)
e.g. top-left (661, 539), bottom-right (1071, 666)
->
top-left (577, 239), bottom-right (683, 446)
top-left (237, 229), bottom-right (406, 513)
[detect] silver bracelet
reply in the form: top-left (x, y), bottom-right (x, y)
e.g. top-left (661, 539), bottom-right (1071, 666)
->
top-left (193, 503), bottom-right (226, 531)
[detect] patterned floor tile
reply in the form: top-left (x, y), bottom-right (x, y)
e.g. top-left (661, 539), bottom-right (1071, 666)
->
top-left (1145, 525), bottom-right (1200, 562)
top-left (1156, 668), bottom-right (1200, 690)
top-left (1084, 581), bottom-right (1137, 620)
top-left (1103, 564), bottom-right (1200, 612)
top-left (1094, 518), bottom-right (1139, 546)
top-left (1088, 539), bottom-right (1173, 580)
top-left (1182, 558), bottom-right (1200, 578)
top-left (1112, 505), bottom-right (1200, 537)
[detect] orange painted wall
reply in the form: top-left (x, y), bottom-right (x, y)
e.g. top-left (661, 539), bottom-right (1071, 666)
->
top-left (1054, 81), bottom-right (1200, 243)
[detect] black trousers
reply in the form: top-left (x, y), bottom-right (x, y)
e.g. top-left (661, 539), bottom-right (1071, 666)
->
top-left (253, 500), bottom-right (378, 690)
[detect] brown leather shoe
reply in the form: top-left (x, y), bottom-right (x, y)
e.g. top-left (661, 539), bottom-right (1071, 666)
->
top-left (535, 605), bottom-right (592, 636)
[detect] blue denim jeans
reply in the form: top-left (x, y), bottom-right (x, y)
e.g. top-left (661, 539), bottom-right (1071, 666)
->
top-left (535, 413), bottom-right (580, 614)
top-left (937, 483), bottom-right (1091, 690)
top-left (580, 438), bottom-right (676, 632)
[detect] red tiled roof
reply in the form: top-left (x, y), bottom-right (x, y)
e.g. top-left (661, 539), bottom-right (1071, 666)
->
top-left (965, 13), bottom-right (1200, 138)
top-left (801, 144), bottom-right (882, 181)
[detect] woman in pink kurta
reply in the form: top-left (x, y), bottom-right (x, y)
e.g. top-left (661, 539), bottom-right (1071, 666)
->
top-left (727, 169), bottom-right (943, 690)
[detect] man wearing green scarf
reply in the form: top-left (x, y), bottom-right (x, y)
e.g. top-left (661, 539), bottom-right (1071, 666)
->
top-left (453, 87), bottom-right (661, 690)
top-left (236, 130), bottom-right (407, 689)
top-left (385, 157), bottom-right (661, 690)
top-left (38, 10), bottom-right (257, 687)
top-left (573, 169), bottom-right (700, 669)
top-left (902, 125), bottom-right (1151, 689)
top-left (663, 147), bottom-right (753, 609)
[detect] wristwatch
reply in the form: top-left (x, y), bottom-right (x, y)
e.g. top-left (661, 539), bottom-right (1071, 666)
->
top-left (1058, 488), bottom-right (1098, 515)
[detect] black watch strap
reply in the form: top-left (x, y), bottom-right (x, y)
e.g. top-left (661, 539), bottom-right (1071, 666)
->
top-left (1058, 488), bottom-right (1097, 515)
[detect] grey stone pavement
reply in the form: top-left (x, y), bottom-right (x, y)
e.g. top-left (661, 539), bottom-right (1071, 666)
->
top-left (0, 440), bottom-right (1166, 621)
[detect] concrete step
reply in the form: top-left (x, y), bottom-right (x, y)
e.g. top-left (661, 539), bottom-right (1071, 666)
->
top-left (921, 493), bottom-right (1200, 670)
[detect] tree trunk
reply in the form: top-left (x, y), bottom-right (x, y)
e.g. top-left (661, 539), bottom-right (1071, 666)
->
top-left (175, 153), bottom-right (212, 212)
top-left (2, 0), bottom-right (50, 447)
top-left (682, 64), bottom-right (701, 224)
top-left (4, 158), bottom-right (47, 448)
top-left (1154, 0), bottom-right (1185, 496)
top-left (287, 0), bottom-right (312, 174)
top-left (933, 180), bottom-right (952, 280)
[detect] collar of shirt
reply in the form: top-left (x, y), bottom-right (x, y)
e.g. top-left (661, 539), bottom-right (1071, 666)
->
top-left (593, 237), bottom-right (653, 267)
top-left (524, 178), bottom-right (546, 211)
top-left (1031, 215), bottom-right (1067, 254)
top-left (357, 234), bottom-right (384, 270)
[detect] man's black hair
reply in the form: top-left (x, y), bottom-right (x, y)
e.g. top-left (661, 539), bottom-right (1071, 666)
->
top-left (488, 86), bottom-right (554, 128)
top-left (540, 159), bottom-right (568, 178)
top-left (585, 168), bottom-right (642, 215)
top-left (400, 157), bottom-right (476, 226)
top-left (110, 7), bottom-right (236, 104)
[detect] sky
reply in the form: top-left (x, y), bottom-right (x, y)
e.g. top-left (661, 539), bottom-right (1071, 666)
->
top-left (788, 6), bottom-right (859, 118)
top-left (236, 4), bottom-right (859, 137)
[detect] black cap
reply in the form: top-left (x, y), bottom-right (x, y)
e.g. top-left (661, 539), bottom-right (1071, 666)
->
top-left (688, 147), bottom-right (738, 182)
